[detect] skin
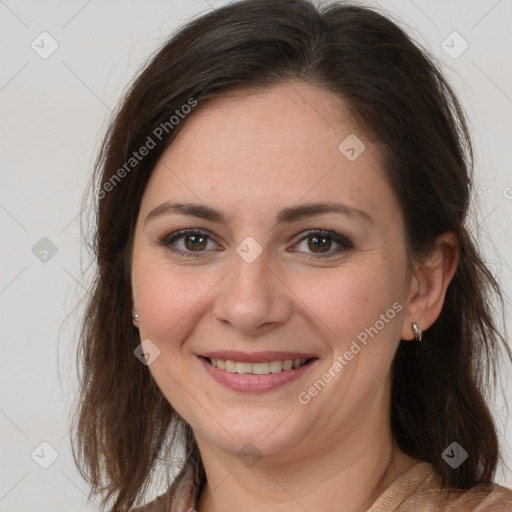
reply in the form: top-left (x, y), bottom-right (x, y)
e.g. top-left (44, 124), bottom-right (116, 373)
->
top-left (131, 82), bottom-right (459, 511)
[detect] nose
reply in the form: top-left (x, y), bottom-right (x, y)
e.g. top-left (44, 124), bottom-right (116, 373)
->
top-left (212, 248), bottom-right (293, 336)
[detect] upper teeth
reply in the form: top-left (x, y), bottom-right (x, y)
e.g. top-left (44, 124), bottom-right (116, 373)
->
top-left (210, 358), bottom-right (307, 374)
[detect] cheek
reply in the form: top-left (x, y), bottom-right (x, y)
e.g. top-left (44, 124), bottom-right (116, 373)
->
top-left (131, 251), bottom-right (210, 345)
top-left (290, 261), bottom-right (402, 346)
top-left (131, 255), bottom-right (209, 417)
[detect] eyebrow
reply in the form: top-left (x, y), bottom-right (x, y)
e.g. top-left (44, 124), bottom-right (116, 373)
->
top-left (144, 201), bottom-right (373, 227)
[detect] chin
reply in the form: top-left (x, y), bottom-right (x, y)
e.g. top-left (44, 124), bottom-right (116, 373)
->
top-left (191, 408), bottom-right (311, 462)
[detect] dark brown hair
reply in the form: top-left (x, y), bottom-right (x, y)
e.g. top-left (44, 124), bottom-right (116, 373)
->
top-left (71, 0), bottom-right (512, 510)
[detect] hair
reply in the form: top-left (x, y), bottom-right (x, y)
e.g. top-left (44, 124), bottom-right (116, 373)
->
top-left (71, 0), bottom-right (512, 510)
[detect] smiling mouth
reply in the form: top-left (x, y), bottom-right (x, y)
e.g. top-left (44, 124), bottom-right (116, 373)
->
top-left (204, 357), bottom-right (314, 375)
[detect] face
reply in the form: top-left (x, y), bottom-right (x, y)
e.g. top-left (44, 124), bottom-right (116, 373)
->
top-left (131, 82), bottom-right (411, 463)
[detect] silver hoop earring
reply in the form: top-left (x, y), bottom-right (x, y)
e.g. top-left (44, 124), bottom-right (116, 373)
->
top-left (412, 322), bottom-right (422, 342)
top-left (132, 312), bottom-right (139, 326)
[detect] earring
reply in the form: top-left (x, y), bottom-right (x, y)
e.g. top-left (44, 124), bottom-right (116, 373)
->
top-left (132, 312), bottom-right (139, 327)
top-left (411, 322), bottom-right (422, 342)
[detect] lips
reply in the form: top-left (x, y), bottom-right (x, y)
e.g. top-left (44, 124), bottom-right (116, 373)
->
top-left (199, 351), bottom-right (318, 392)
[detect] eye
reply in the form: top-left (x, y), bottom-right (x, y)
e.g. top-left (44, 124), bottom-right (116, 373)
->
top-left (291, 230), bottom-right (353, 258)
top-left (157, 229), bottom-right (219, 257)
top-left (157, 228), bottom-right (353, 259)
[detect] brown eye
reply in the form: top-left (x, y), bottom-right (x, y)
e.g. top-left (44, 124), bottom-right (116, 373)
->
top-left (183, 233), bottom-right (208, 251)
top-left (293, 230), bottom-right (353, 258)
top-left (307, 235), bottom-right (332, 253)
top-left (158, 229), bottom-right (218, 257)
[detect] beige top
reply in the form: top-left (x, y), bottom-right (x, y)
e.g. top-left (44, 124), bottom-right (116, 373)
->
top-left (132, 461), bottom-right (512, 511)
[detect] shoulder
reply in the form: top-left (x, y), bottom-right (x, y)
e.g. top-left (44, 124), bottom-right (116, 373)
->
top-left (411, 467), bottom-right (512, 511)
top-left (369, 462), bottom-right (512, 511)
top-left (130, 490), bottom-right (171, 512)
top-left (439, 481), bottom-right (512, 511)
top-left (129, 462), bottom-right (197, 512)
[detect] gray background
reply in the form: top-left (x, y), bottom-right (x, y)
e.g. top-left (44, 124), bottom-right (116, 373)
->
top-left (1, 0), bottom-right (511, 510)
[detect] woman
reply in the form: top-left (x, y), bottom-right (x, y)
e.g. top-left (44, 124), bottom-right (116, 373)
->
top-left (71, 0), bottom-right (512, 510)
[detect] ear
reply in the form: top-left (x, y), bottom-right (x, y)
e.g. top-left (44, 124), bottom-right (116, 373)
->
top-left (401, 232), bottom-right (459, 341)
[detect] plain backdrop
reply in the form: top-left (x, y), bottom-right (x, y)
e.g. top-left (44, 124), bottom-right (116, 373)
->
top-left (1, 0), bottom-right (511, 510)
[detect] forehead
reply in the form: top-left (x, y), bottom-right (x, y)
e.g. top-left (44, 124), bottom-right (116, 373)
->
top-left (166, 82), bottom-right (356, 170)
top-left (139, 82), bottom-right (395, 229)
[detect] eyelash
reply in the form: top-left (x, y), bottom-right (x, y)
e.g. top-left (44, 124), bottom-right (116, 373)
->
top-left (157, 228), bottom-right (353, 259)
